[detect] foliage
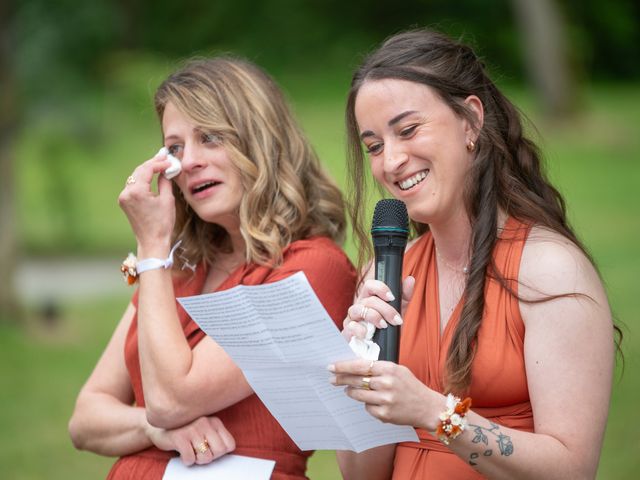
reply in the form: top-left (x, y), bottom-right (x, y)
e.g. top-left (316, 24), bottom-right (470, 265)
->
top-left (4, 80), bottom-right (639, 478)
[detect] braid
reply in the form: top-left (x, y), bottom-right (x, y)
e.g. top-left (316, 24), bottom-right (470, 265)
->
top-left (446, 147), bottom-right (498, 394)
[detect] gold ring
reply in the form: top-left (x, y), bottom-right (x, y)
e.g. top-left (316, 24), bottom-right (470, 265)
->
top-left (366, 360), bottom-right (375, 377)
top-left (126, 176), bottom-right (136, 185)
top-left (194, 440), bottom-right (209, 454)
top-left (361, 306), bottom-right (369, 320)
top-left (361, 376), bottom-right (372, 390)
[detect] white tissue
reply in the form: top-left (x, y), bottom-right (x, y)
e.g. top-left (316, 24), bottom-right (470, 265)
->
top-left (158, 147), bottom-right (182, 179)
top-left (348, 321), bottom-right (380, 361)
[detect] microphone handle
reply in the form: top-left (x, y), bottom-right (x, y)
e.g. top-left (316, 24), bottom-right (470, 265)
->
top-left (372, 243), bottom-right (404, 362)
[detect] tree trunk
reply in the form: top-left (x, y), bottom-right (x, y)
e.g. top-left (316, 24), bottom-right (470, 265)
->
top-left (511, 0), bottom-right (577, 117)
top-left (0, 0), bottom-right (22, 323)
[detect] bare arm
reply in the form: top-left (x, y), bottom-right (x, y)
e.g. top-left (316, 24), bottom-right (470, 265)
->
top-left (333, 227), bottom-right (614, 479)
top-left (68, 304), bottom-right (155, 456)
top-left (68, 304), bottom-right (236, 464)
top-left (440, 228), bottom-right (614, 478)
top-left (135, 268), bottom-right (253, 429)
top-left (118, 156), bottom-right (253, 429)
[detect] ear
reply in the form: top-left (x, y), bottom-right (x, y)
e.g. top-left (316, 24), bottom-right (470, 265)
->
top-left (463, 95), bottom-right (484, 139)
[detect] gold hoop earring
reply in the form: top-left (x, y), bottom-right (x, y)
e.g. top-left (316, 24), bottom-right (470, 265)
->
top-left (466, 140), bottom-right (476, 152)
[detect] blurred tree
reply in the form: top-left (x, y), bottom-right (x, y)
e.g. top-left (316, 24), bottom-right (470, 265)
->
top-left (8, 0), bottom-right (639, 258)
top-left (512, 0), bottom-right (577, 116)
top-left (0, 0), bottom-right (22, 323)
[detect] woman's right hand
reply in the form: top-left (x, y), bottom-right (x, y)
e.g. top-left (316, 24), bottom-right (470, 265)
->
top-left (146, 415), bottom-right (236, 466)
top-left (118, 149), bottom-right (176, 254)
top-left (341, 275), bottom-right (415, 342)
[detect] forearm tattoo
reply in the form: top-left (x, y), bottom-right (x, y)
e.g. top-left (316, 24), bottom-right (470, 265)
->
top-left (468, 422), bottom-right (514, 466)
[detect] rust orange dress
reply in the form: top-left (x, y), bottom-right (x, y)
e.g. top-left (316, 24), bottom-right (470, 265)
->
top-left (393, 217), bottom-right (534, 479)
top-left (106, 237), bottom-right (356, 480)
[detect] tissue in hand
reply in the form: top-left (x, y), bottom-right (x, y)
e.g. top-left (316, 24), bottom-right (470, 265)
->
top-left (158, 147), bottom-right (182, 179)
top-left (348, 321), bottom-right (380, 361)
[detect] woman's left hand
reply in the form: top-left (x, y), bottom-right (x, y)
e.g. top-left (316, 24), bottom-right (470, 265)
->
top-left (329, 359), bottom-right (444, 431)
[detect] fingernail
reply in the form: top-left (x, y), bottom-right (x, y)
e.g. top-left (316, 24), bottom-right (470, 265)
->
top-left (329, 375), bottom-right (337, 385)
top-left (158, 147), bottom-right (168, 156)
top-left (386, 292), bottom-right (395, 301)
top-left (379, 319), bottom-right (388, 328)
top-left (394, 315), bottom-right (403, 325)
top-left (327, 364), bottom-right (335, 372)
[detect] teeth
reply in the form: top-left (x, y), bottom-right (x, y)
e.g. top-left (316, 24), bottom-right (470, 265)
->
top-left (398, 170), bottom-right (428, 190)
top-left (193, 181), bottom-right (216, 193)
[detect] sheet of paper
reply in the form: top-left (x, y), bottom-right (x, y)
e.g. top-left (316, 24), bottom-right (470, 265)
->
top-left (178, 271), bottom-right (418, 453)
top-left (162, 454), bottom-right (275, 480)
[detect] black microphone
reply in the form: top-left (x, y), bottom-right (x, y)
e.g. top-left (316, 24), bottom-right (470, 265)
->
top-left (371, 199), bottom-right (409, 362)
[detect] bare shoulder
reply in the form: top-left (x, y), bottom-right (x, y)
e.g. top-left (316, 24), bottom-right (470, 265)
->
top-left (520, 226), bottom-right (600, 297)
top-left (519, 225), bottom-right (611, 325)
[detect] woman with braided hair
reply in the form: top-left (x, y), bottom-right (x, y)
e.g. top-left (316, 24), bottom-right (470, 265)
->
top-left (330, 28), bottom-right (619, 479)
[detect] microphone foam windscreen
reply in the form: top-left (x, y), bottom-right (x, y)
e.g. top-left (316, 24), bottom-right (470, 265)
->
top-left (371, 199), bottom-right (409, 232)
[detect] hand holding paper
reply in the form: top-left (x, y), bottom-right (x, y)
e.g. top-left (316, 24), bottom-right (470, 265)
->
top-left (177, 272), bottom-right (417, 452)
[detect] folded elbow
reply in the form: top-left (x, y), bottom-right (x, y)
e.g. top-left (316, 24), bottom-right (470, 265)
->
top-left (68, 415), bottom-right (87, 451)
top-left (145, 398), bottom-right (189, 430)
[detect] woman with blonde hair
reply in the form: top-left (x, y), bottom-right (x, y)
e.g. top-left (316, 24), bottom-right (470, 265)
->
top-left (69, 56), bottom-right (356, 479)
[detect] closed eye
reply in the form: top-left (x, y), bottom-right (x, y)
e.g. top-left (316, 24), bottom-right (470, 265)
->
top-left (365, 142), bottom-right (383, 156)
top-left (400, 125), bottom-right (418, 137)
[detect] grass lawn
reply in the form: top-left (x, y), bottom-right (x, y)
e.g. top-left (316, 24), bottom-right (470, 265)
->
top-left (4, 69), bottom-right (639, 478)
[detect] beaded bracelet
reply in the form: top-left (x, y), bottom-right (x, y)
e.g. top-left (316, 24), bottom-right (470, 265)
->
top-left (436, 394), bottom-right (472, 445)
top-left (120, 241), bottom-right (182, 285)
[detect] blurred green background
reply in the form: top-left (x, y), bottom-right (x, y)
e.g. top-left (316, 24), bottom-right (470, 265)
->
top-left (1, 0), bottom-right (638, 478)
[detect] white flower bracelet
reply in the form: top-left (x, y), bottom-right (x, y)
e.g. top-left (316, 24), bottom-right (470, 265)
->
top-left (120, 240), bottom-right (182, 285)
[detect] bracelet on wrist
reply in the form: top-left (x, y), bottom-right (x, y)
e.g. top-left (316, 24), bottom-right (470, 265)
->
top-left (120, 240), bottom-right (182, 285)
top-left (435, 393), bottom-right (472, 445)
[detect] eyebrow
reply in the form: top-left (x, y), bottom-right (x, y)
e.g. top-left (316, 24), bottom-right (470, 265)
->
top-left (163, 127), bottom-right (205, 143)
top-left (359, 110), bottom-right (418, 140)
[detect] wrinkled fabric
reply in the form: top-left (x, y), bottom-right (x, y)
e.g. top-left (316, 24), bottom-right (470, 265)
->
top-left (107, 237), bottom-right (356, 480)
top-left (393, 218), bottom-right (534, 479)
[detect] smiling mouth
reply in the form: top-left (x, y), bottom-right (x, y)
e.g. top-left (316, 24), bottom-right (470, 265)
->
top-left (191, 181), bottom-right (221, 194)
top-left (397, 170), bottom-right (428, 191)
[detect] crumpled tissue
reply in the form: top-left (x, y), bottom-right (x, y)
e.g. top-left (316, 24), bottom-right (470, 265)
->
top-left (348, 321), bottom-right (380, 361)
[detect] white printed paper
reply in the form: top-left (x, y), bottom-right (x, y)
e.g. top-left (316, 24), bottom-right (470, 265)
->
top-left (178, 272), bottom-right (418, 452)
top-left (162, 454), bottom-right (275, 480)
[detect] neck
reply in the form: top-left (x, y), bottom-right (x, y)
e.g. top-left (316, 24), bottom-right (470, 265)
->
top-left (226, 227), bottom-right (246, 262)
top-left (429, 209), bottom-right (509, 270)
top-left (429, 211), bottom-right (472, 270)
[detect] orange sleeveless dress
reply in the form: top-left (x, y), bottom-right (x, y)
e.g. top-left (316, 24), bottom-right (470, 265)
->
top-left (106, 237), bottom-right (356, 480)
top-left (393, 217), bottom-right (533, 479)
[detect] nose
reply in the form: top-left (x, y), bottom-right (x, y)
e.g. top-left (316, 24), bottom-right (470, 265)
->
top-left (383, 141), bottom-right (409, 175)
top-left (179, 143), bottom-right (205, 172)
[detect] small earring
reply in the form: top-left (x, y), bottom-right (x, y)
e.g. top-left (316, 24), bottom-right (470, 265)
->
top-left (466, 139), bottom-right (476, 152)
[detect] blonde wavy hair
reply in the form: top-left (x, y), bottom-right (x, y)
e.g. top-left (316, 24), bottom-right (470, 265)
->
top-left (154, 56), bottom-right (346, 268)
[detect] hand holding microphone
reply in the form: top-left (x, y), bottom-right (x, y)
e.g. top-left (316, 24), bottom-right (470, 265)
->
top-left (370, 199), bottom-right (409, 362)
top-left (344, 199), bottom-right (412, 363)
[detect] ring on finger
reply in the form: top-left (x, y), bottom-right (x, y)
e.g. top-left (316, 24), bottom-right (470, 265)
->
top-left (361, 376), bottom-right (372, 390)
top-left (194, 439), bottom-right (209, 454)
top-left (361, 306), bottom-right (369, 321)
